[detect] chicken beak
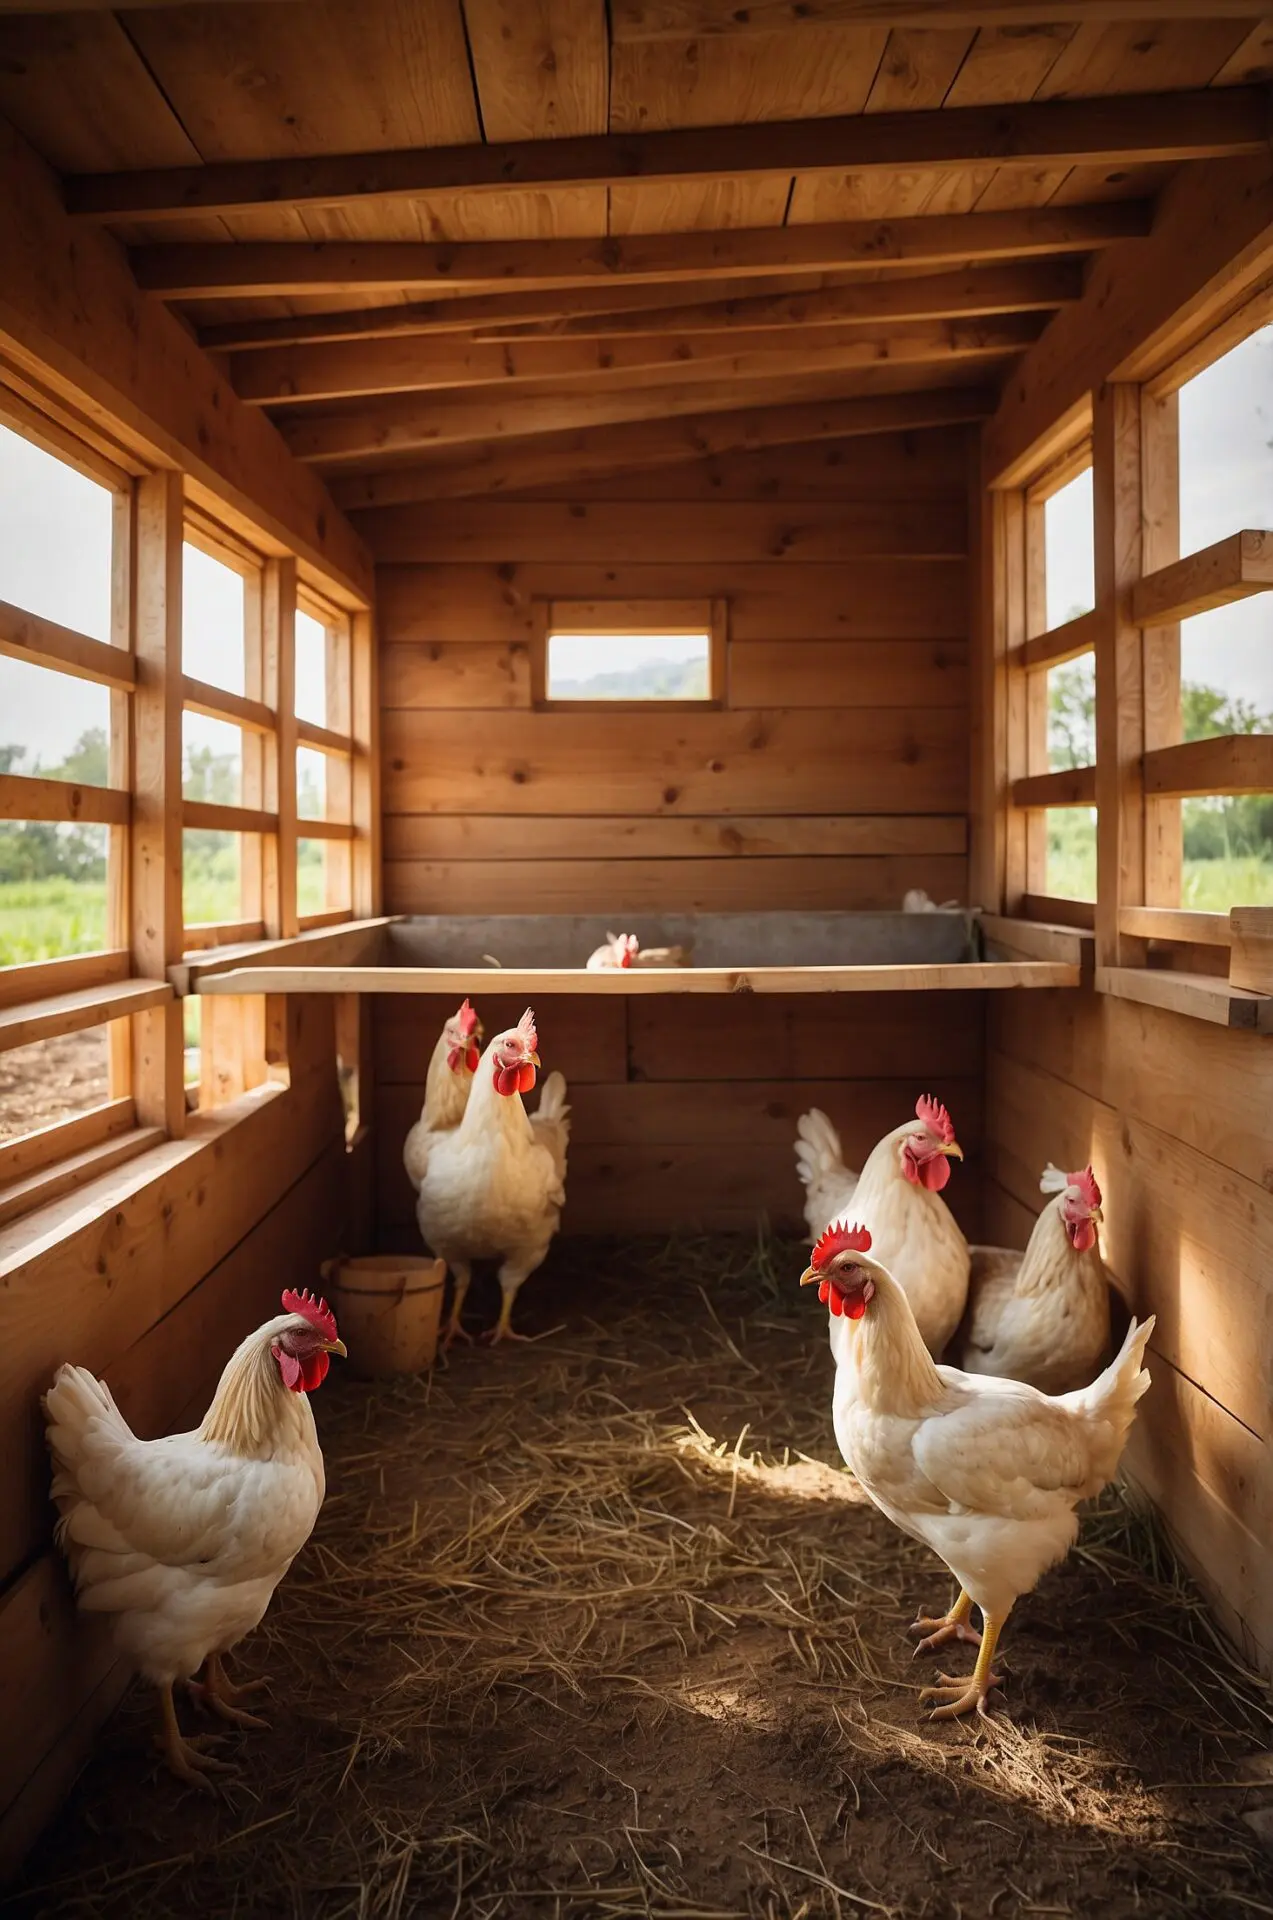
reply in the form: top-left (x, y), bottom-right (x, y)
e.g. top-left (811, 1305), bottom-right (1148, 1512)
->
top-left (1091, 1206), bottom-right (1104, 1225)
top-left (529, 1050), bottom-right (541, 1068)
top-left (324, 1338), bottom-right (348, 1359)
top-left (798, 1265), bottom-right (820, 1288)
top-left (938, 1141), bottom-right (964, 1161)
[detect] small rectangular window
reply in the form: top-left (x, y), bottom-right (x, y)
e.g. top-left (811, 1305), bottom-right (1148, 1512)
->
top-left (536, 599), bottom-right (724, 708)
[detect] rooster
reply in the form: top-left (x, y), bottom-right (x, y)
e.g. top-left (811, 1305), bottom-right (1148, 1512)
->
top-left (417, 1008), bottom-right (570, 1347)
top-left (795, 1096), bottom-right (969, 1357)
top-left (800, 1223), bottom-right (1153, 1719)
top-left (403, 998), bottom-right (483, 1192)
top-left (42, 1289), bottom-right (346, 1790)
top-left (956, 1166), bottom-right (1112, 1394)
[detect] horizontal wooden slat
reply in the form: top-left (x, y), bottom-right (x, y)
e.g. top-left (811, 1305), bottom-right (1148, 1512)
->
top-left (1011, 766), bottom-right (1097, 808)
top-left (361, 497), bottom-right (967, 565)
top-left (170, 916), bottom-right (391, 992)
top-left (0, 979), bottom-right (172, 1055)
top-left (0, 949), bottom-right (130, 1014)
top-left (728, 639), bottom-right (966, 709)
top-left (0, 774), bottom-right (129, 826)
top-left (0, 1128), bottom-right (164, 1232)
top-left (0, 598), bottom-right (134, 691)
top-left (132, 204), bottom-right (1152, 299)
top-left (1131, 529), bottom-right (1273, 626)
top-left (181, 675), bottom-right (274, 734)
top-left (382, 813), bottom-right (967, 862)
top-left (182, 919), bottom-right (266, 953)
top-left (200, 959), bottom-right (1071, 996)
top-left (182, 800), bottom-right (277, 835)
top-left (1142, 734), bottom-right (1273, 799)
top-left (296, 908), bottom-right (354, 931)
top-left (978, 914), bottom-right (1090, 967)
top-left (329, 390), bottom-right (991, 509)
top-left (1096, 966), bottom-right (1272, 1032)
top-left (383, 854), bottom-right (969, 916)
top-left (78, 95), bottom-right (1262, 224)
top-left (1118, 907), bottom-right (1231, 948)
top-left (1019, 607), bottom-right (1098, 672)
top-left (381, 641), bottom-right (532, 710)
top-left (295, 718), bottom-right (352, 756)
top-left (1021, 892), bottom-right (1094, 929)
top-left (296, 816), bottom-right (356, 841)
top-left (377, 560), bottom-right (967, 642)
top-left (382, 707), bottom-right (967, 815)
top-left (613, 3), bottom-right (1273, 35)
top-left (0, 1098), bottom-right (135, 1191)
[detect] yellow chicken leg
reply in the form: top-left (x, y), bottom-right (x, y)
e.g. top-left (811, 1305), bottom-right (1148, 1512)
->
top-left (909, 1588), bottom-right (982, 1657)
top-left (158, 1682), bottom-right (233, 1793)
top-left (440, 1262), bottom-right (474, 1351)
top-left (918, 1609), bottom-right (1007, 1720)
top-left (482, 1289), bottom-right (532, 1345)
top-left (188, 1651), bottom-right (270, 1730)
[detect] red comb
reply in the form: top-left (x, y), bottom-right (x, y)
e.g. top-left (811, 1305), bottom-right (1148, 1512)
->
top-left (517, 1007), bottom-right (538, 1053)
top-left (1069, 1166), bottom-right (1102, 1212)
top-left (810, 1221), bottom-right (873, 1271)
top-left (281, 1288), bottom-right (339, 1344)
top-left (456, 998), bottom-right (478, 1036)
top-left (916, 1094), bottom-right (955, 1145)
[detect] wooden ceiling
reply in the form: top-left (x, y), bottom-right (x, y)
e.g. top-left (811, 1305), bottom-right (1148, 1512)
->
top-left (0, 1), bottom-right (1269, 503)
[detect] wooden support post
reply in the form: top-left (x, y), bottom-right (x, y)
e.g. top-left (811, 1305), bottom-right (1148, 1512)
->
top-left (970, 431), bottom-right (1007, 915)
top-left (1022, 492), bottom-right (1050, 895)
top-left (324, 615), bottom-right (353, 913)
top-left (1140, 388), bottom-right (1182, 907)
top-left (1092, 383), bottom-right (1148, 969)
top-left (350, 608), bottom-right (381, 922)
top-left (131, 470), bottom-right (185, 1136)
top-left (263, 557), bottom-right (298, 939)
top-left (107, 484), bottom-right (134, 1105)
top-left (1001, 488), bottom-right (1030, 914)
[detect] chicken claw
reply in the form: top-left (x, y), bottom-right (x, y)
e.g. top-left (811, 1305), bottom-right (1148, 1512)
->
top-left (188, 1652), bottom-right (271, 1730)
top-left (917, 1612), bottom-right (1005, 1720)
top-left (440, 1317), bottom-right (474, 1352)
top-left (481, 1322), bottom-right (533, 1346)
top-left (909, 1589), bottom-right (982, 1657)
top-left (158, 1684), bottom-right (235, 1794)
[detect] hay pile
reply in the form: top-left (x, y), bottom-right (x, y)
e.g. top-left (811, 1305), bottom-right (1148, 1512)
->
top-left (9, 1234), bottom-right (1272, 1919)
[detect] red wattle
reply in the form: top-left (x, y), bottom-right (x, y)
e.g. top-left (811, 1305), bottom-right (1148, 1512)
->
top-left (465, 1045), bottom-right (480, 1073)
top-left (494, 1063), bottom-right (521, 1096)
top-left (447, 1046), bottom-right (462, 1071)
top-left (273, 1343), bottom-right (302, 1390)
top-left (818, 1278), bottom-right (830, 1305)
top-left (517, 1061), bottom-right (537, 1093)
top-left (1067, 1218), bottom-right (1097, 1253)
top-left (905, 1145), bottom-right (952, 1193)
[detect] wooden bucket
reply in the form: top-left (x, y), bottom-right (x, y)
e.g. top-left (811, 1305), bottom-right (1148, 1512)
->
top-left (320, 1254), bottom-right (447, 1377)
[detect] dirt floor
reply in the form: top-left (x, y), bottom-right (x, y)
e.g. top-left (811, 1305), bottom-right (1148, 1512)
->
top-left (6, 1235), bottom-right (1272, 1919)
top-left (0, 1028), bottom-right (109, 1142)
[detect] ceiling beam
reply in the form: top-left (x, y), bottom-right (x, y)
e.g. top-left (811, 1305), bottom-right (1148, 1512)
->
top-left (611, 1), bottom-right (1273, 35)
top-left (68, 89), bottom-right (1265, 226)
top-left (479, 259), bottom-right (1084, 341)
top-left (328, 387), bottom-right (995, 510)
top-left (277, 362), bottom-right (1016, 467)
top-left (133, 200), bottom-right (1149, 300)
top-left (198, 276), bottom-right (837, 353)
top-left (236, 312), bottom-right (1044, 407)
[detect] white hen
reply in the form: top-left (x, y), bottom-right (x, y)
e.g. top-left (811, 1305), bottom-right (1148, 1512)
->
top-left (403, 998), bottom-right (483, 1191)
top-left (417, 1008), bottom-right (570, 1347)
top-left (956, 1165), bottom-right (1112, 1393)
top-left (801, 1222), bottom-right (1154, 1719)
top-left (43, 1289), bottom-right (345, 1789)
top-left (586, 931), bottom-right (640, 970)
top-left (795, 1096), bottom-right (969, 1357)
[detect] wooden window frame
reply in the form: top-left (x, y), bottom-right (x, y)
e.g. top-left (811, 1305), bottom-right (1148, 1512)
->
top-left (295, 585), bottom-right (356, 930)
top-left (531, 597), bottom-right (727, 712)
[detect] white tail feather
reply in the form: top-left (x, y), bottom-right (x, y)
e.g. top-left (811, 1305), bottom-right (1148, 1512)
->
top-left (1068, 1313), bottom-right (1156, 1491)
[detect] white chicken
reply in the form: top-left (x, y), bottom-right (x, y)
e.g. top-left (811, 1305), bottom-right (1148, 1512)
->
top-left (403, 997), bottom-right (483, 1192)
top-left (417, 1008), bottom-right (570, 1348)
top-left (955, 1165), bottom-right (1112, 1394)
top-left (800, 1222), bottom-right (1153, 1719)
top-left (586, 931), bottom-right (640, 970)
top-left (795, 1096), bottom-right (969, 1357)
top-left (42, 1289), bottom-right (346, 1789)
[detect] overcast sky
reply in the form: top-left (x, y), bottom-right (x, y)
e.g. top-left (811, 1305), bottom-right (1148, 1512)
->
top-left (3, 328), bottom-right (1271, 775)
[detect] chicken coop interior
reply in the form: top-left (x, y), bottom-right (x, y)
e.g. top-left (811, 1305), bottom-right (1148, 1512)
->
top-left (2, 2), bottom-right (1273, 1913)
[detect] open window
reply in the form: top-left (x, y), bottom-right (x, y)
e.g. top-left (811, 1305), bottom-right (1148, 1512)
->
top-left (533, 599), bottom-right (726, 709)
top-left (295, 590), bottom-right (356, 929)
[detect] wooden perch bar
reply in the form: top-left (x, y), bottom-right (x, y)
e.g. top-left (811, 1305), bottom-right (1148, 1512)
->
top-left (1131, 530), bottom-right (1273, 625)
top-left (1141, 735), bottom-right (1273, 799)
top-left (0, 980), bottom-right (173, 1056)
top-left (1011, 766), bottom-right (1097, 808)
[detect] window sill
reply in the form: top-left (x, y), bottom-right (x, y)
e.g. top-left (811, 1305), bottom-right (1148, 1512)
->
top-left (1096, 965), bottom-right (1273, 1032)
top-left (0, 1126), bottom-right (164, 1231)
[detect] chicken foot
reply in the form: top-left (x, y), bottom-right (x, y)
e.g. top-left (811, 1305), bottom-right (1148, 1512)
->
top-left (188, 1651), bottom-right (271, 1730)
top-left (157, 1682), bottom-right (234, 1794)
top-left (482, 1251), bottom-right (548, 1346)
top-left (909, 1588), bottom-right (982, 1657)
top-left (918, 1610), bottom-right (1007, 1720)
top-left (440, 1261), bottom-right (474, 1351)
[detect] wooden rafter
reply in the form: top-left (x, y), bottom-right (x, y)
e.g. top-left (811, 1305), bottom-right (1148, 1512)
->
top-left (277, 363), bottom-right (1016, 466)
top-left (328, 387), bottom-right (996, 509)
top-left (610, 1), bottom-right (1273, 35)
top-left (133, 202), bottom-right (1150, 301)
top-left (68, 91), bottom-right (1265, 225)
top-left (236, 313), bottom-right (1045, 408)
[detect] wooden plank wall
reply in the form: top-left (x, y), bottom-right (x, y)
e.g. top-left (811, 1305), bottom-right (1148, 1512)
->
top-left (982, 989), bottom-right (1273, 1673)
top-left (371, 425), bottom-right (984, 1243)
top-left (0, 997), bottom-right (352, 1877)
